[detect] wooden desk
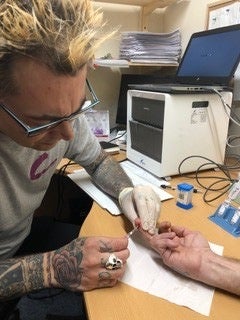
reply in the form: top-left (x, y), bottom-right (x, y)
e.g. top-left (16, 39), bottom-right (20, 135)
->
top-left (80, 170), bottom-right (240, 320)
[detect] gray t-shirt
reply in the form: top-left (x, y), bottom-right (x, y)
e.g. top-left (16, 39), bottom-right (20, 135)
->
top-left (0, 115), bottom-right (101, 259)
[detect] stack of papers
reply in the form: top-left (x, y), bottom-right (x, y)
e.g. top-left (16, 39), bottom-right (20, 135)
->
top-left (119, 29), bottom-right (182, 64)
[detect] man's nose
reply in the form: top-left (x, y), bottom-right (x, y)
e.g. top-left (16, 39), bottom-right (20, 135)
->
top-left (57, 120), bottom-right (74, 141)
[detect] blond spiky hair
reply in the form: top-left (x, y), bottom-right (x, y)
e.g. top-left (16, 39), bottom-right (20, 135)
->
top-left (0, 0), bottom-right (112, 94)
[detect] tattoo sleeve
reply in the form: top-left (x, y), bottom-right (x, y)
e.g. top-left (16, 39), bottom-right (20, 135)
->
top-left (0, 254), bottom-right (45, 301)
top-left (84, 149), bottom-right (133, 199)
top-left (0, 238), bottom-right (88, 300)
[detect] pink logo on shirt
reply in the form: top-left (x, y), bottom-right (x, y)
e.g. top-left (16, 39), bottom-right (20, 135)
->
top-left (30, 153), bottom-right (57, 180)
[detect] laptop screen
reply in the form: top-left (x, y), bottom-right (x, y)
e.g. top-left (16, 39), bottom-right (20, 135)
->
top-left (176, 24), bottom-right (240, 85)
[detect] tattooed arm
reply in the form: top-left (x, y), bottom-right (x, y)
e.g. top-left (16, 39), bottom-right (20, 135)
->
top-left (85, 149), bottom-right (161, 234)
top-left (0, 254), bottom-right (47, 300)
top-left (0, 236), bottom-right (129, 300)
top-left (84, 149), bottom-right (133, 198)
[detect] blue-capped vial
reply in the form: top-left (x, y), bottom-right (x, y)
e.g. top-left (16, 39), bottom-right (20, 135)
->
top-left (230, 207), bottom-right (240, 225)
top-left (217, 199), bottom-right (231, 217)
top-left (176, 183), bottom-right (194, 210)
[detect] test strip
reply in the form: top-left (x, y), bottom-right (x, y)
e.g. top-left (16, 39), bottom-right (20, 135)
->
top-left (127, 227), bottom-right (138, 238)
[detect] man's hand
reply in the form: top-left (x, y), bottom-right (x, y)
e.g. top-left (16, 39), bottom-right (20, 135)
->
top-left (119, 185), bottom-right (161, 234)
top-left (49, 236), bottom-right (129, 291)
top-left (148, 225), bottom-right (211, 279)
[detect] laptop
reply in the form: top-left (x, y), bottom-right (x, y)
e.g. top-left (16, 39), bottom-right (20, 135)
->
top-left (129, 24), bottom-right (240, 94)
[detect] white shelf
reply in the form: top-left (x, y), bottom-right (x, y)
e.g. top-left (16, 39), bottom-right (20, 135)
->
top-left (94, 0), bottom-right (178, 30)
top-left (94, 59), bottom-right (178, 68)
top-left (94, 0), bottom-right (177, 8)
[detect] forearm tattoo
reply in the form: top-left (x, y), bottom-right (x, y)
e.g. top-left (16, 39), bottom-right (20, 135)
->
top-left (0, 237), bottom-right (118, 300)
top-left (84, 149), bottom-right (108, 174)
top-left (0, 254), bottom-right (44, 300)
top-left (85, 149), bottom-right (133, 199)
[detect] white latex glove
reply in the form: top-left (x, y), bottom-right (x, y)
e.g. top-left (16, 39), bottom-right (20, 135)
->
top-left (119, 185), bottom-right (161, 234)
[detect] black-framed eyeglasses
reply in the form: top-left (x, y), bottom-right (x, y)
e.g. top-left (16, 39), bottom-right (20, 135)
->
top-left (0, 79), bottom-right (100, 137)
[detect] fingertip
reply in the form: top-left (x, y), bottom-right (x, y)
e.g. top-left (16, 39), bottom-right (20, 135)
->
top-left (148, 228), bottom-right (155, 235)
top-left (142, 221), bottom-right (149, 231)
top-left (134, 218), bottom-right (141, 228)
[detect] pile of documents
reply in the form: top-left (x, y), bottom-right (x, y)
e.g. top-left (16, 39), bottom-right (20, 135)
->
top-left (119, 29), bottom-right (181, 64)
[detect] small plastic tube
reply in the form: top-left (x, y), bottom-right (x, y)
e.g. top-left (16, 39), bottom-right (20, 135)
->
top-left (176, 183), bottom-right (194, 210)
top-left (230, 207), bottom-right (240, 225)
top-left (217, 199), bottom-right (231, 216)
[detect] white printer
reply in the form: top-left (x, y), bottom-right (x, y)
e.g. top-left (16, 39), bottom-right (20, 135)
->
top-left (126, 89), bottom-right (232, 178)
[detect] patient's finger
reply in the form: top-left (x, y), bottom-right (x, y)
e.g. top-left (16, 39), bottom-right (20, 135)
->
top-left (157, 221), bottom-right (172, 233)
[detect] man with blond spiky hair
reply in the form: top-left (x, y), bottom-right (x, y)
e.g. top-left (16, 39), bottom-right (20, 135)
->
top-left (0, 0), bottom-right (161, 318)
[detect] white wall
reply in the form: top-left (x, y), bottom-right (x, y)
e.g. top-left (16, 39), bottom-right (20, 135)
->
top-left (164, 0), bottom-right (213, 51)
top-left (90, 0), bottom-right (218, 128)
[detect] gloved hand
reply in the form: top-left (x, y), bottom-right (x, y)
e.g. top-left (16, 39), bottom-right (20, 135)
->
top-left (119, 185), bottom-right (161, 234)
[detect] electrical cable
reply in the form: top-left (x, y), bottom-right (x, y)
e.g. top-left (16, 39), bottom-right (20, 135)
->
top-left (227, 134), bottom-right (240, 148)
top-left (55, 160), bottom-right (77, 221)
top-left (175, 88), bottom-right (240, 204)
top-left (108, 130), bottom-right (126, 143)
top-left (208, 89), bottom-right (240, 152)
top-left (212, 88), bottom-right (240, 127)
top-left (177, 155), bottom-right (238, 204)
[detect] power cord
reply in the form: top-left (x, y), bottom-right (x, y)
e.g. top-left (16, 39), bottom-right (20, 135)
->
top-left (212, 88), bottom-right (240, 152)
top-left (177, 155), bottom-right (240, 204)
top-left (55, 160), bottom-right (77, 222)
top-left (212, 88), bottom-right (240, 128)
top-left (108, 130), bottom-right (126, 143)
top-left (174, 89), bottom-right (240, 203)
top-left (227, 135), bottom-right (240, 149)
